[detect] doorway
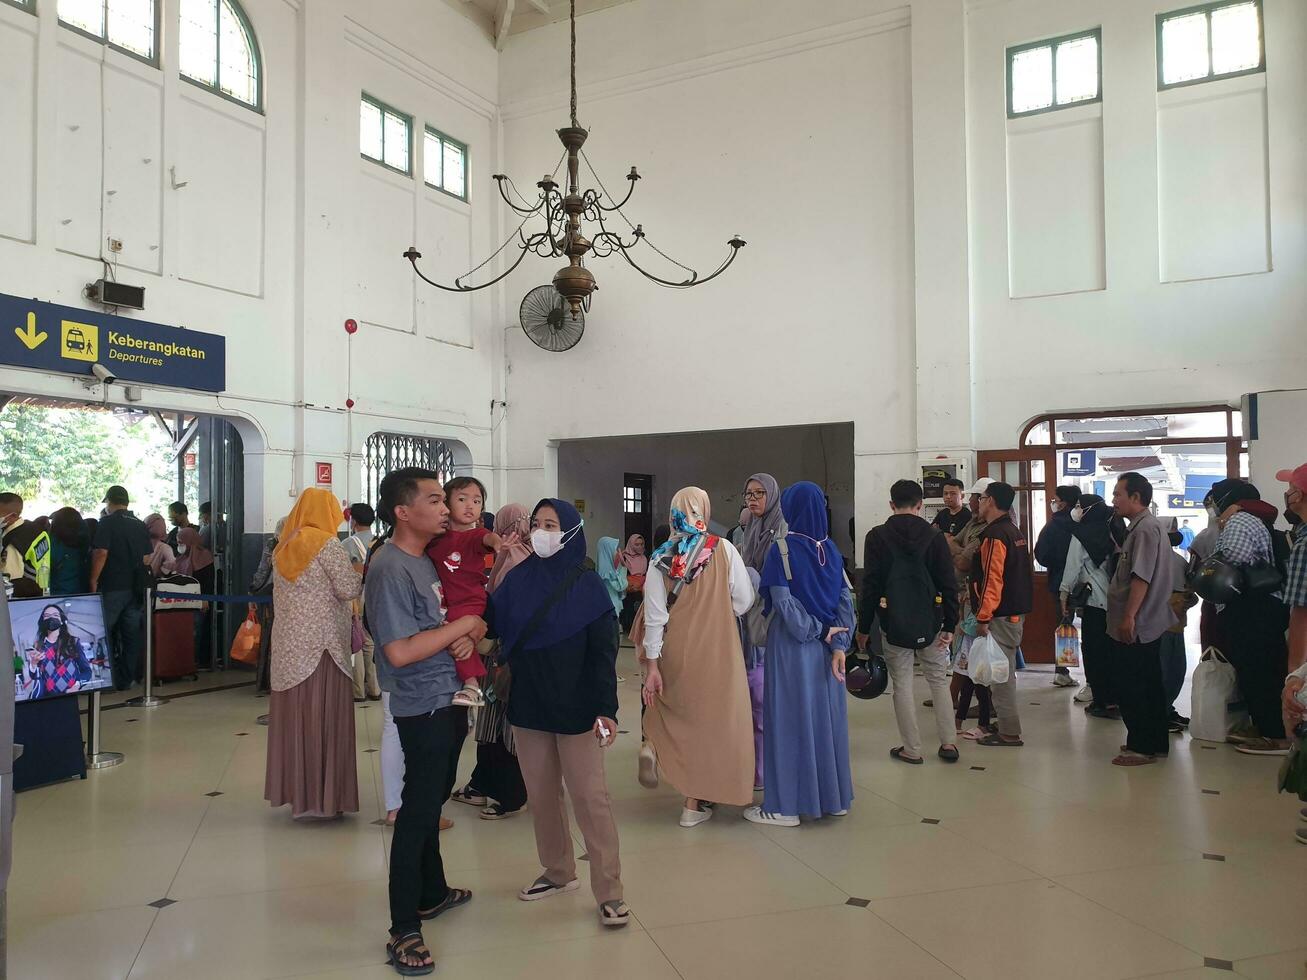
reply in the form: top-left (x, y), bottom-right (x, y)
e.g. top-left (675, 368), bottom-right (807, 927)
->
top-left (980, 405), bottom-right (1243, 662)
top-left (623, 473), bottom-right (654, 551)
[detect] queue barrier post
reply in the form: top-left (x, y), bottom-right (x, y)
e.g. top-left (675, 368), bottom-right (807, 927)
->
top-left (85, 689), bottom-right (124, 769)
top-left (125, 588), bottom-right (163, 709)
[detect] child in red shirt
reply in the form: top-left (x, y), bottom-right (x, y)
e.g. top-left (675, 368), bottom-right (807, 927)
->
top-left (426, 477), bottom-right (504, 707)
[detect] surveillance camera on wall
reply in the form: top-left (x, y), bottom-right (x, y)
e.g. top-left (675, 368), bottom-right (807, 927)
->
top-left (91, 363), bottom-right (117, 384)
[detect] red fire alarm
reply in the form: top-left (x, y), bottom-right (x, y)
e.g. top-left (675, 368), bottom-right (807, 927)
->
top-left (345, 398), bottom-right (355, 409)
top-left (344, 318), bottom-right (358, 334)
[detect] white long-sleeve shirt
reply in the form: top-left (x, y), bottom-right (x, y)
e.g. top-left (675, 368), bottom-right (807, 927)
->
top-left (642, 537), bottom-right (755, 660)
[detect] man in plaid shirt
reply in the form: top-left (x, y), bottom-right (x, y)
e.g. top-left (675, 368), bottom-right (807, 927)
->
top-left (1275, 464), bottom-right (1307, 845)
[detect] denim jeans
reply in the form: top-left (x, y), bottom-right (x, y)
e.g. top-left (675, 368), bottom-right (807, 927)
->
top-left (101, 590), bottom-right (144, 690)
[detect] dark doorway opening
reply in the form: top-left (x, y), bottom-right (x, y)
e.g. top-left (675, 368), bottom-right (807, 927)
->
top-left (623, 473), bottom-right (653, 551)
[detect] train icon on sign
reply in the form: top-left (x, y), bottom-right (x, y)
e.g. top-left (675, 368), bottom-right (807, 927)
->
top-left (60, 320), bottom-right (99, 362)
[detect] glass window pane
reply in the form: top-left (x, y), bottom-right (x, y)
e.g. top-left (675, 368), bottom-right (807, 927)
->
top-left (1004, 461), bottom-right (1021, 486)
top-left (1162, 12), bottom-right (1210, 84)
top-left (179, 0), bottom-right (217, 85)
top-left (383, 111), bottom-right (409, 172)
top-left (360, 101), bottom-right (383, 161)
top-left (107, 0), bottom-right (155, 58)
top-left (59, 0), bottom-right (104, 37)
top-left (1055, 34), bottom-right (1099, 104)
top-left (218, 0), bottom-right (258, 105)
top-left (443, 141), bottom-right (465, 198)
top-left (423, 131), bottom-right (442, 187)
top-left (1211, 2), bottom-right (1260, 75)
top-left (1010, 45), bottom-right (1053, 113)
top-left (1024, 420), bottom-right (1052, 446)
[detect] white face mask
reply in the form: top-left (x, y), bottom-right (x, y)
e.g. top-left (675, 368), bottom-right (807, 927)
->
top-left (1071, 505), bottom-right (1084, 523)
top-left (1205, 504), bottom-right (1220, 521)
top-left (531, 521), bottom-right (583, 559)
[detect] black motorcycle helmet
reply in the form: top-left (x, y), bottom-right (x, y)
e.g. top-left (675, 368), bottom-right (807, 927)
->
top-left (846, 651), bottom-right (888, 700)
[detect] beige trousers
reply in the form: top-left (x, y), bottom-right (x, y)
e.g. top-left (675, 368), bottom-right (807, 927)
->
top-left (512, 727), bottom-right (623, 904)
top-left (883, 633), bottom-right (957, 757)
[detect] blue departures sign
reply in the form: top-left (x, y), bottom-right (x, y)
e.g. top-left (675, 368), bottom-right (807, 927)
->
top-left (0, 293), bottom-right (226, 393)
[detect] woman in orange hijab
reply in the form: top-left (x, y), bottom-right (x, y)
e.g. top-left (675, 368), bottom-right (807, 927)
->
top-left (264, 488), bottom-right (363, 819)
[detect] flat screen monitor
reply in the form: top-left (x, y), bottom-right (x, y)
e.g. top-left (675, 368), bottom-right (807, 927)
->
top-left (10, 594), bottom-right (114, 702)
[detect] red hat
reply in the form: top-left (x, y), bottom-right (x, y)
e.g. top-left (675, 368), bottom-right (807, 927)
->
top-left (1276, 464), bottom-right (1307, 494)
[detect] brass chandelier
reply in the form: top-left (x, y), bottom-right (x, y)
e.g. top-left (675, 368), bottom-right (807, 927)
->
top-left (403, 0), bottom-right (745, 319)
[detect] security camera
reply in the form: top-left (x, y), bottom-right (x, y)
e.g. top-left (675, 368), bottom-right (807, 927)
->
top-left (91, 363), bottom-right (117, 384)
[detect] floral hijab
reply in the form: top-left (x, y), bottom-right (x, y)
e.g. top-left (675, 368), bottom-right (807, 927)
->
top-left (650, 487), bottom-right (719, 588)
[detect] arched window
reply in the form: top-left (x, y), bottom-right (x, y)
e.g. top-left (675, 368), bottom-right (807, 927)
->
top-left (179, 0), bottom-right (260, 110)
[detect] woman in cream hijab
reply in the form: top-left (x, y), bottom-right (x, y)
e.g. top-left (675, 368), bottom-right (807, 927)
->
top-left (264, 488), bottom-right (362, 819)
top-left (640, 487), bottom-right (756, 827)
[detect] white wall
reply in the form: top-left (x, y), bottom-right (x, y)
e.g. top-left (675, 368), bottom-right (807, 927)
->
top-left (967, 0), bottom-right (1307, 449)
top-left (497, 0), bottom-right (927, 551)
top-left (0, 0), bottom-right (501, 528)
top-left (557, 424), bottom-right (857, 562)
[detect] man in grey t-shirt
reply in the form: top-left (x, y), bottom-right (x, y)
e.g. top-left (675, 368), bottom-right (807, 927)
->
top-left (362, 468), bottom-right (487, 974)
top-left (1107, 473), bottom-right (1178, 766)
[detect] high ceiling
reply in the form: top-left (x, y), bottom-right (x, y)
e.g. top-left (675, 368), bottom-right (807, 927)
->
top-left (448, 0), bottom-right (638, 47)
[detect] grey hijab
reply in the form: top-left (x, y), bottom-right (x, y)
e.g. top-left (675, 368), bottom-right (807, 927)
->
top-left (740, 472), bottom-right (784, 570)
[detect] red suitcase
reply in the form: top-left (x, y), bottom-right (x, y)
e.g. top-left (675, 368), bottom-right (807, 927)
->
top-left (151, 609), bottom-right (198, 682)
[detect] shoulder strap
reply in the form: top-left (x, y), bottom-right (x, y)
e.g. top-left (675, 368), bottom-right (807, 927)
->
top-left (505, 564), bottom-right (587, 660)
top-left (775, 534), bottom-right (792, 581)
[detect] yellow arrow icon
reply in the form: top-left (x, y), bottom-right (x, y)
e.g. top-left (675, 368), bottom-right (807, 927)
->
top-left (15, 312), bottom-right (47, 351)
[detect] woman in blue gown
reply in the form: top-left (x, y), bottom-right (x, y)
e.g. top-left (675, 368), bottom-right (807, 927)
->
top-left (744, 481), bottom-right (855, 827)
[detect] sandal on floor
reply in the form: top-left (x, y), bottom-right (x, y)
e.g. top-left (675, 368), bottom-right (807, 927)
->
top-left (1112, 751), bottom-right (1157, 767)
top-left (418, 887), bottom-right (472, 921)
top-left (890, 746), bottom-right (924, 765)
top-left (938, 745), bottom-right (960, 762)
top-left (451, 787), bottom-right (487, 807)
top-left (976, 733), bottom-right (1023, 747)
top-left (480, 803), bottom-right (522, 820)
top-left (599, 900), bottom-right (631, 927)
top-left (961, 728), bottom-right (987, 741)
top-left (386, 932), bottom-right (434, 976)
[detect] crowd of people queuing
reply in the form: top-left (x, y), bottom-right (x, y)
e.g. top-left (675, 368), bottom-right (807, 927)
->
top-left (7, 455), bottom-right (1305, 977)
top-left (1, 487), bottom-right (218, 691)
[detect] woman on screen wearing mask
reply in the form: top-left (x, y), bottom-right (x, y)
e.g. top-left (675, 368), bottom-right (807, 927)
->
top-left (487, 499), bottom-right (630, 927)
top-left (23, 603), bottom-right (94, 700)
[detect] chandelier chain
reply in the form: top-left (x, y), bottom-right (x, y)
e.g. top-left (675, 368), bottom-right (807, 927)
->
top-left (569, 0), bottom-right (578, 128)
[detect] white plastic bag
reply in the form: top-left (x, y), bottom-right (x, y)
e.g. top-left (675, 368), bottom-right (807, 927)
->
top-left (1189, 647), bottom-right (1246, 743)
top-left (968, 634), bottom-right (1010, 687)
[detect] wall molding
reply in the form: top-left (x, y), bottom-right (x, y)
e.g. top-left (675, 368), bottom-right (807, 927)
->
top-left (500, 6), bottom-right (911, 122)
top-left (343, 17), bottom-right (497, 122)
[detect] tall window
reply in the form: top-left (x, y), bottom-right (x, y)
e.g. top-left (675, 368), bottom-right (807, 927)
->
top-left (360, 95), bottom-right (411, 175)
top-left (1158, 0), bottom-right (1263, 89)
top-left (179, 0), bottom-right (261, 110)
top-left (59, 0), bottom-right (158, 63)
top-left (423, 127), bottom-right (468, 201)
top-left (1007, 28), bottom-right (1101, 118)
top-left (2, 0), bottom-right (34, 14)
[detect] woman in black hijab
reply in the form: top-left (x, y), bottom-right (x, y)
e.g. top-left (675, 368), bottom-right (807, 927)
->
top-left (1059, 495), bottom-right (1116, 717)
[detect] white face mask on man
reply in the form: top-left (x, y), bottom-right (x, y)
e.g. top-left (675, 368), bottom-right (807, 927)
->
top-left (531, 522), bottom-right (583, 559)
top-left (1071, 505), bottom-right (1084, 523)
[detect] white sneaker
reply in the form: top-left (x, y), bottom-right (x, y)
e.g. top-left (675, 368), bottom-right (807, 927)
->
top-left (1053, 672), bottom-right (1077, 688)
top-left (743, 805), bottom-right (799, 828)
top-left (679, 805), bottom-right (712, 828)
top-left (828, 809), bottom-right (848, 817)
top-left (637, 743), bottom-right (659, 790)
top-left (1074, 684), bottom-right (1094, 703)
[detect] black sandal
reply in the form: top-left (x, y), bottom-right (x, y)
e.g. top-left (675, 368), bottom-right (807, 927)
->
top-left (890, 746), bottom-right (924, 765)
top-left (386, 932), bottom-right (434, 976)
top-left (418, 887), bottom-right (472, 921)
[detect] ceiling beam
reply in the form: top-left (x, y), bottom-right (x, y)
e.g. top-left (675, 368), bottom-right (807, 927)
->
top-left (495, 0), bottom-right (515, 49)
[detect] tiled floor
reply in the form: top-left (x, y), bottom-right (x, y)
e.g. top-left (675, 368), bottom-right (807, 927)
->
top-left (10, 651), bottom-right (1307, 980)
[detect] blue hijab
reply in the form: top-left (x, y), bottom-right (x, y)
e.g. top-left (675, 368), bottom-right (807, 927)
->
top-left (489, 498), bottom-right (614, 657)
top-left (759, 481), bottom-right (846, 624)
top-left (595, 536), bottom-right (627, 615)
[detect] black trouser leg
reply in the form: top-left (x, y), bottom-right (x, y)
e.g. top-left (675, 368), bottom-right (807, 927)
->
top-left (1158, 632), bottom-right (1187, 710)
top-left (473, 738), bottom-right (527, 811)
top-left (1220, 597), bottom-right (1289, 739)
top-left (389, 706), bottom-right (468, 936)
top-left (1114, 638), bottom-right (1168, 756)
top-left (1079, 606), bottom-right (1114, 708)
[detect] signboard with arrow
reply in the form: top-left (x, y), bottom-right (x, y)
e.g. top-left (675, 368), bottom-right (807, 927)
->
top-left (0, 292), bottom-right (225, 392)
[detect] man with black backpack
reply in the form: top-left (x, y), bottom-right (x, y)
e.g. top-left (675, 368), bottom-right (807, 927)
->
top-left (857, 480), bottom-right (960, 764)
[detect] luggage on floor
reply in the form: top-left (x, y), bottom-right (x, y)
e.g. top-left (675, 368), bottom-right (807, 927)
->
top-left (151, 575), bottom-right (201, 681)
top-left (154, 573), bottom-right (204, 611)
top-left (1189, 647), bottom-right (1246, 743)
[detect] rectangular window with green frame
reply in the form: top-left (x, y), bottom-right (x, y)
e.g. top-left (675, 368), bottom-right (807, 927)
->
top-left (1157, 0), bottom-right (1263, 90)
top-left (359, 94), bottom-right (411, 176)
top-left (1007, 28), bottom-right (1102, 118)
top-left (2, 0), bottom-right (35, 14)
top-left (423, 127), bottom-right (467, 201)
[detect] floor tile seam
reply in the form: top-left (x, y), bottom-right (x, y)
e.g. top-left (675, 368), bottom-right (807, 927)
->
top-left (636, 895), bottom-right (855, 933)
top-left (163, 866), bottom-right (393, 905)
top-left (859, 904), bottom-right (969, 979)
top-left (629, 911), bottom-right (690, 980)
top-left (1047, 860), bottom-right (1236, 964)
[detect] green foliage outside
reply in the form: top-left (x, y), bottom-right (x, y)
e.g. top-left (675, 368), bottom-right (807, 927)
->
top-left (0, 405), bottom-right (179, 518)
